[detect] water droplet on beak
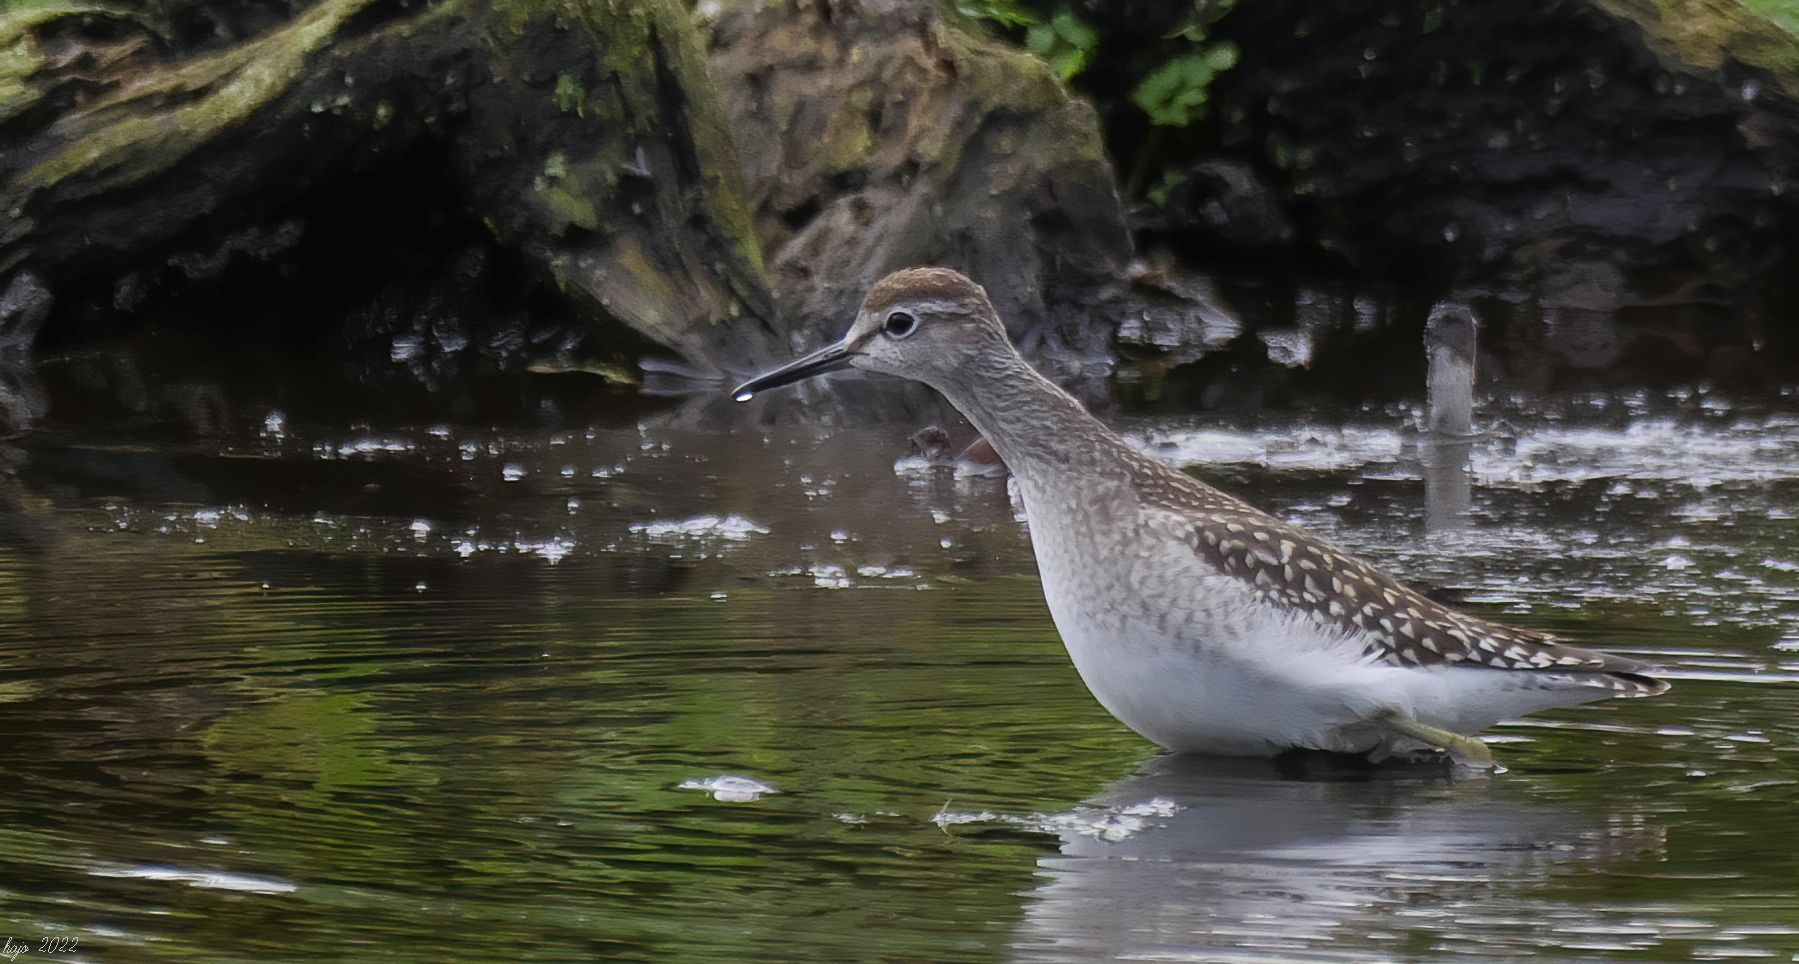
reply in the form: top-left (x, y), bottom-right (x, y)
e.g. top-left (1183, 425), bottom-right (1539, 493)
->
top-left (733, 390), bottom-right (754, 403)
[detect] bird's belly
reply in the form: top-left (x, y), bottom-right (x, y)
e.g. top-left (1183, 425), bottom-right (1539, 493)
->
top-left (1051, 612), bottom-right (1378, 757)
top-left (1024, 510), bottom-right (1373, 755)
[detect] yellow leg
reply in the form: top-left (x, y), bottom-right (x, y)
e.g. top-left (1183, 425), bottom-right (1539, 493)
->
top-left (1378, 711), bottom-right (1496, 769)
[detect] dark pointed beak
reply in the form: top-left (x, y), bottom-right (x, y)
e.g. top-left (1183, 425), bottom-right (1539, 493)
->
top-left (731, 340), bottom-right (857, 401)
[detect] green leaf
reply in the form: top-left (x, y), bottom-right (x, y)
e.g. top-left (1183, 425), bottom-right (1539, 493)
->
top-left (1021, 7), bottom-right (1097, 82)
top-left (1131, 44), bottom-right (1239, 127)
top-left (1050, 9), bottom-right (1097, 51)
top-left (1146, 170), bottom-right (1189, 208)
top-left (553, 72), bottom-right (586, 116)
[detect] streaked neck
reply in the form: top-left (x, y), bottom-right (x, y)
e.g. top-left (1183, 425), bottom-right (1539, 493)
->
top-left (929, 344), bottom-right (1134, 484)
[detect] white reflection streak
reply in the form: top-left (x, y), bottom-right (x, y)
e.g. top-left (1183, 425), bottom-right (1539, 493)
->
top-left (1010, 754), bottom-right (1664, 961)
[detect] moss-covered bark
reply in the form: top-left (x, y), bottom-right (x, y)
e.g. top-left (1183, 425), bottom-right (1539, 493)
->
top-left (461, 0), bottom-right (771, 368)
top-left (1596, 0), bottom-right (1799, 96)
top-left (703, 0), bottom-right (1133, 345)
top-left (0, 0), bottom-right (778, 371)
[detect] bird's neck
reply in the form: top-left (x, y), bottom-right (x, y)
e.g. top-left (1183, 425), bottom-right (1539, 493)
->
top-left (930, 344), bottom-right (1136, 485)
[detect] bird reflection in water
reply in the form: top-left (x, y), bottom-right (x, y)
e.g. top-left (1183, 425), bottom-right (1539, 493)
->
top-left (1011, 752), bottom-right (1665, 961)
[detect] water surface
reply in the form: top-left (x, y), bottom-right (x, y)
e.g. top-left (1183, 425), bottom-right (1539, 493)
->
top-left (1, 373), bottom-right (1796, 961)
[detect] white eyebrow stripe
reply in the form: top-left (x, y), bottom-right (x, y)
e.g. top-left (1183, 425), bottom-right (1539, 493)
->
top-left (877, 299), bottom-right (965, 316)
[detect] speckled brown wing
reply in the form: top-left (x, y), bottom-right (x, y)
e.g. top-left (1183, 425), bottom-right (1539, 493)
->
top-left (1185, 508), bottom-right (1668, 696)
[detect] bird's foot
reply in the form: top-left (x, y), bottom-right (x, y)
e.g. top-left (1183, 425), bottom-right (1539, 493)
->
top-left (1388, 747), bottom-right (1453, 766)
top-left (1375, 711), bottom-right (1496, 770)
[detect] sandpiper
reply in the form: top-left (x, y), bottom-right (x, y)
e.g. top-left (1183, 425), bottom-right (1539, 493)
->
top-left (733, 268), bottom-right (1669, 766)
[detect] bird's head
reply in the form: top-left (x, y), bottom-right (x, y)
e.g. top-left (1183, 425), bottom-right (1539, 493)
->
top-left (732, 267), bottom-right (1009, 399)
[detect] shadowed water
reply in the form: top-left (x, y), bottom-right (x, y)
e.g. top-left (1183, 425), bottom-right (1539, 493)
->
top-left (0, 368), bottom-right (1796, 961)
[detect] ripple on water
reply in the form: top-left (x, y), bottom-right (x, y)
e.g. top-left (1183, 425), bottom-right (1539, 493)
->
top-left (629, 514), bottom-right (770, 542)
top-left (678, 775), bottom-right (779, 802)
top-left (933, 798), bottom-right (1185, 843)
top-left (88, 864), bottom-right (297, 895)
top-left (1133, 412), bottom-right (1799, 488)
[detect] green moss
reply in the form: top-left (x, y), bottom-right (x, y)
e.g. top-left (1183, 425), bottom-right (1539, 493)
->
top-left (19, 0), bottom-right (380, 194)
top-left (0, 2), bottom-right (120, 47)
top-left (0, 3), bottom-right (144, 125)
top-left (636, 0), bottom-right (765, 277)
top-left (1594, 0), bottom-right (1799, 96)
top-left (477, 0), bottom-right (764, 281)
top-left (553, 71), bottom-right (586, 115)
top-left (817, 106), bottom-right (874, 175)
top-left (935, 19), bottom-right (1064, 114)
top-left (0, 49), bottom-right (41, 125)
top-left (1747, 0), bottom-right (1799, 34)
top-left (533, 152), bottom-right (616, 233)
top-left (909, 19), bottom-right (1077, 180)
top-left (539, 184), bottom-right (600, 231)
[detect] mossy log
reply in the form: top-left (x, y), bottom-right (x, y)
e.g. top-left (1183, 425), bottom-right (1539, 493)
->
top-left (0, 0), bottom-right (777, 371)
top-left (1595, 0), bottom-right (1799, 96)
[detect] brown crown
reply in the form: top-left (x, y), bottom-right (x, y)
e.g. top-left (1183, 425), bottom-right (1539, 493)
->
top-left (861, 267), bottom-right (990, 314)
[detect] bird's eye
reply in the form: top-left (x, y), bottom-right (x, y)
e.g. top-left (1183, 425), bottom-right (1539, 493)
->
top-left (883, 311), bottom-right (917, 339)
